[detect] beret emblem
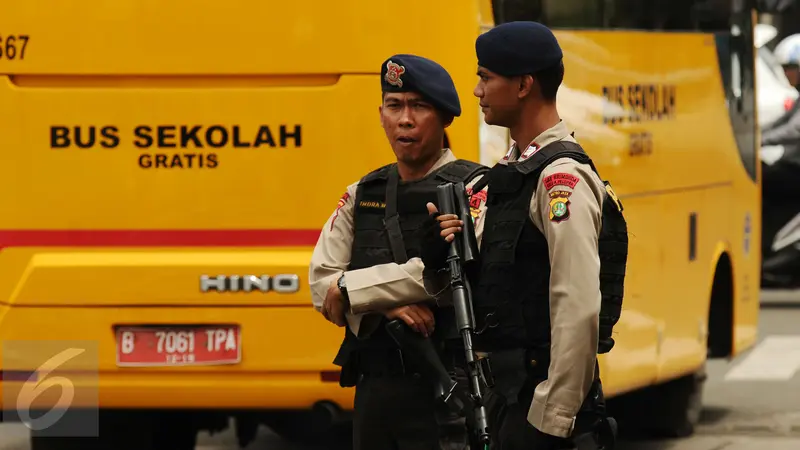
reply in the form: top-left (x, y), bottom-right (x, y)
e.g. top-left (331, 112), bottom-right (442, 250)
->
top-left (385, 60), bottom-right (406, 87)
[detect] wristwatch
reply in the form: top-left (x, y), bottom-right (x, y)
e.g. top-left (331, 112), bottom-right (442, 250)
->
top-left (337, 273), bottom-right (350, 303)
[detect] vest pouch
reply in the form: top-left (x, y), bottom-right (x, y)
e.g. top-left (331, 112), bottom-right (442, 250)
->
top-left (476, 299), bottom-right (528, 350)
top-left (483, 209), bottom-right (527, 265)
top-left (398, 214), bottom-right (428, 259)
top-left (495, 300), bottom-right (527, 330)
top-left (483, 348), bottom-right (528, 405)
top-left (350, 210), bottom-right (388, 250)
top-left (350, 215), bottom-right (395, 269)
top-left (487, 168), bottom-right (524, 195)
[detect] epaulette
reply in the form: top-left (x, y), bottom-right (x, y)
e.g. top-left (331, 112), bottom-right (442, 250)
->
top-left (514, 141), bottom-right (600, 179)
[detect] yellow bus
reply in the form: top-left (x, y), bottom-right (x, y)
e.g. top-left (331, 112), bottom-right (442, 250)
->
top-left (0, 0), bottom-right (767, 447)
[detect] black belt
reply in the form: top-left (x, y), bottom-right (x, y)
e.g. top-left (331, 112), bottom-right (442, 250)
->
top-left (355, 348), bottom-right (424, 377)
top-left (476, 347), bottom-right (551, 404)
top-left (483, 347), bottom-right (550, 376)
top-left (355, 344), bottom-right (462, 378)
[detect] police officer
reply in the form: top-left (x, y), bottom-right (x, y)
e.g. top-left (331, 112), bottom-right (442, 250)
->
top-left (308, 54), bottom-right (489, 450)
top-left (421, 21), bottom-right (627, 449)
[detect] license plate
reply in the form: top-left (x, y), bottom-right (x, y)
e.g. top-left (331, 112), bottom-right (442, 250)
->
top-left (115, 326), bottom-right (241, 367)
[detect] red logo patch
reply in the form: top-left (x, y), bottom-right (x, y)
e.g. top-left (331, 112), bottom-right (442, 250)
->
top-left (468, 189), bottom-right (487, 210)
top-left (543, 172), bottom-right (580, 190)
top-left (465, 187), bottom-right (487, 223)
top-left (330, 192), bottom-right (350, 230)
top-left (385, 60), bottom-right (406, 87)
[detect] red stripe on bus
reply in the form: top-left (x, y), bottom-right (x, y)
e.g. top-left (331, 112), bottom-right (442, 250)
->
top-left (0, 229), bottom-right (322, 248)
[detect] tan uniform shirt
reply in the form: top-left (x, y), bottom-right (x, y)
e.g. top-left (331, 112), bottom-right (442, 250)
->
top-left (308, 148), bottom-right (487, 338)
top-left (498, 121), bottom-right (606, 438)
top-left (423, 121), bottom-right (606, 438)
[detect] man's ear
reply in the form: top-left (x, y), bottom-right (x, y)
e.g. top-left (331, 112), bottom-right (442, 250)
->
top-left (378, 105), bottom-right (384, 126)
top-left (439, 111), bottom-right (455, 128)
top-left (518, 74), bottom-right (534, 99)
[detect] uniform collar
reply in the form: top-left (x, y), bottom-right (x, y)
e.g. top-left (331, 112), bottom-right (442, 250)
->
top-left (424, 148), bottom-right (457, 176)
top-left (500, 121), bottom-right (573, 165)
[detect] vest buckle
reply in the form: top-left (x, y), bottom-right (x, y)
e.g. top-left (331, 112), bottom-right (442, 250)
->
top-left (475, 311), bottom-right (499, 335)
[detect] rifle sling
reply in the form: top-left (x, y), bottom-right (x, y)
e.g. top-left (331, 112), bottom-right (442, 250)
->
top-left (384, 165), bottom-right (409, 264)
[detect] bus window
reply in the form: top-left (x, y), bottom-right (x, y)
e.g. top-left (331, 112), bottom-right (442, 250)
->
top-left (539, 0), bottom-right (603, 28)
top-left (491, 0), bottom-right (603, 27)
top-left (493, 0), bottom-right (732, 31)
top-left (731, 8), bottom-right (759, 181)
top-left (716, 6), bottom-right (759, 181)
top-left (491, 0), bottom-right (542, 24)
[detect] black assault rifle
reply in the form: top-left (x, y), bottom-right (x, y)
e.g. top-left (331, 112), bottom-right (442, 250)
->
top-left (385, 181), bottom-right (493, 446)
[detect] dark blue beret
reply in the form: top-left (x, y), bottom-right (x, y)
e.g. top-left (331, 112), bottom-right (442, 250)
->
top-left (380, 54), bottom-right (461, 117)
top-left (476, 21), bottom-right (563, 77)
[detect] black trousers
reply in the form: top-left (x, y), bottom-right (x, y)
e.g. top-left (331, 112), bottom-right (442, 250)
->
top-left (484, 377), bottom-right (613, 450)
top-left (352, 373), bottom-right (441, 450)
top-left (483, 374), bottom-right (574, 450)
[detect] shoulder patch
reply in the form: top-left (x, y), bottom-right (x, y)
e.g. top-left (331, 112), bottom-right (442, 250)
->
top-left (548, 190), bottom-right (572, 199)
top-left (543, 172), bottom-right (580, 190)
top-left (548, 191), bottom-right (571, 223)
top-left (330, 192), bottom-right (350, 230)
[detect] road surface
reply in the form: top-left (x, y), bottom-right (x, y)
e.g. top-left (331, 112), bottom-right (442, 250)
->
top-left (1, 291), bottom-right (799, 449)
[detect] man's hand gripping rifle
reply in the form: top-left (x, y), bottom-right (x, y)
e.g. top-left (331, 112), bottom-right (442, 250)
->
top-left (384, 181), bottom-right (493, 447)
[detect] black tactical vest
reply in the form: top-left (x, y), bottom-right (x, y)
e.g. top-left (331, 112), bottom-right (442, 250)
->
top-left (472, 141), bottom-right (628, 356)
top-left (333, 159), bottom-right (489, 375)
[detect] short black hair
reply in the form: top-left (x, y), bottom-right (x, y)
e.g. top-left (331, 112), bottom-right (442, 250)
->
top-left (533, 60), bottom-right (564, 102)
